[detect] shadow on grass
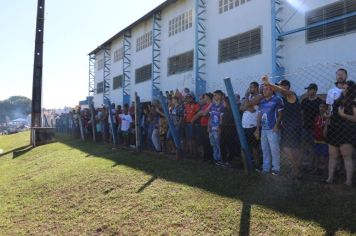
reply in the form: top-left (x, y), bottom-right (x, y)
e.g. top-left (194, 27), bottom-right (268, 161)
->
top-left (58, 134), bottom-right (356, 235)
top-left (0, 145), bottom-right (33, 159)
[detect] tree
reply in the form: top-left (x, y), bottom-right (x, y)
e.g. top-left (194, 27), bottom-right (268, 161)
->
top-left (0, 96), bottom-right (32, 123)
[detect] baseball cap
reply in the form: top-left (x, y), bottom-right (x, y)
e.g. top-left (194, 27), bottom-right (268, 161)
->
top-left (305, 83), bottom-right (318, 91)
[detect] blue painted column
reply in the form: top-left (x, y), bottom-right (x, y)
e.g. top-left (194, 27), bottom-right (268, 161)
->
top-left (158, 92), bottom-right (182, 157)
top-left (224, 78), bottom-right (253, 172)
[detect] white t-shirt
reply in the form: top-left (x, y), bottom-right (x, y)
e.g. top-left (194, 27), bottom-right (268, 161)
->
top-left (326, 87), bottom-right (343, 105)
top-left (120, 114), bottom-right (132, 131)
top-left (242, 111), bottom-right (258, 128)
top-left (242, 94), bottom-right (258, 128)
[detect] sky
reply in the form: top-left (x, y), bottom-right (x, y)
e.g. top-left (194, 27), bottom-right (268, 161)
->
top-left (0, 0), bottom-right (166, 108)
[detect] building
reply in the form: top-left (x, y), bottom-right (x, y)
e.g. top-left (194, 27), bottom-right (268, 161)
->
top-left (88, 0), bottom-right (356, 107)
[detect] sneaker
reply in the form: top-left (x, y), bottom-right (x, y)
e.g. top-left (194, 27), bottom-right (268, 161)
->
top-left (271, 170), bottom-right (280, 176)
top-left (215, 161), bottom-right (224, 166)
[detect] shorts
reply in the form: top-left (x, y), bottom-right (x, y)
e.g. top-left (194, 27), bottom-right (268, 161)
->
top-left (313, 143), bottom-right (328, 157)
top-left (244, 127), bottom-right (259, 147)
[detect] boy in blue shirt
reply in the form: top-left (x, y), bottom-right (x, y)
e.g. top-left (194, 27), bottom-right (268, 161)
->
top-left (255, 85), bottom-right (283, 175)
top-left (208, 90), bottom-right (225, 165)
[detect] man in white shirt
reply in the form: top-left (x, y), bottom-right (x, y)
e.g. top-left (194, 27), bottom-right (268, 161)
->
top-left (241, 81), bottom-right (261, 170)
top-left (119, 104), bottom-right (132, 146)
top-left (326, 68), bottom-right (348, 109)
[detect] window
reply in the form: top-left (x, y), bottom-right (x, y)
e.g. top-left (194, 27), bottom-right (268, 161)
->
top-left (169, 10), bottom-right (193, 37)
top-left (135, 64), bottom-right (152, 84)
top-left (97, 59), bottom-right (104, 70)
top-left (218, 28), bottom-right (261, 63)
top-left (97, 81), bottom-right (104, 94)
top-left (307, 0), bottom-right (356, 42)
top-left (136, 31), bottom-right (152, 52)
top-left (113, 75), bottom-right (123, 90)
top-left (219, 0), bottom-right (251, 14)
top-left (168, 50), bottom-right (194, 75)
top-left (113, 48), bottom-right (124, 62)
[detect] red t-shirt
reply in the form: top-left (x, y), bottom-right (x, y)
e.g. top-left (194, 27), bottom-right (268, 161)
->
top-left (184, 103), bottom-right (200, 123)
top-left (313, 115), bottom-right (326, 142)
top-left (200, 103), bottom-right (211, 126)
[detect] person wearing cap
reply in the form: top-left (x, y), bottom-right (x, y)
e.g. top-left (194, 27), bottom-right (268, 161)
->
top-left (326, 68), bottom-right (348, 109)
top-left (301, 83), bottom-right (324, 168)
top-left (261, 76), bottom-right (302, 178)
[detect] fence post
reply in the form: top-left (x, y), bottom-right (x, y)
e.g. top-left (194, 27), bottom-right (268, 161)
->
top-left (89, 102), bottom-right (97, 143)
top-left (78, 112), bottom-right (85, 141)
top-left (158, 91), bottom-right (182, 158)
top-left (134, 92), bottom-right (142, 151)
top-left (105, 98), bottom-right (118, 146)
top-left (224, 78), bottom-right (253, 173)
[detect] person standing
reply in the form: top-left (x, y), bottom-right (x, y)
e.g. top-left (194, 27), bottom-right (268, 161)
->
top-left (255, 84), bottom-right (283, 175)
top-left (326, 68), bottom-right (348, 109)
top-left (301, 83), bottom-right (324, 167)
top-left (241, 82), bottom-right (261, 170)
top-left (183, 94), bottom-right (200, 158)
top-left (192, 93), bottom-right (214, 163)
top-left (262, 77), bottom-right (303, 178)
top-left (119, 104), bottom-right (133, 146)
top-left (221, 97), bottom-right (241, 167)
top-left (325, 81), bottom-right (356, 186)
top-left (208, 90), bottom-right (225, 166)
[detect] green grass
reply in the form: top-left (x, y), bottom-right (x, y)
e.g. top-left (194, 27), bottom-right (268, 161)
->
top-left (0, 132), bottom-right (355, 235)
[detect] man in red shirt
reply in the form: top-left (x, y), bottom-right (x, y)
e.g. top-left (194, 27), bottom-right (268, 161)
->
top-left (192, 93), bottom-right (213, 162)
top-left (184, 94), bottom-right (200, 158)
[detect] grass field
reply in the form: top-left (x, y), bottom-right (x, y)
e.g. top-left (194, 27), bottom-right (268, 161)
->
top-left (0, 132), bottom-right (355, 235)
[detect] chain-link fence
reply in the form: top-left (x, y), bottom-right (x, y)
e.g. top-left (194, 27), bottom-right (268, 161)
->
top-left (55, 60), bottom-right (356, 186)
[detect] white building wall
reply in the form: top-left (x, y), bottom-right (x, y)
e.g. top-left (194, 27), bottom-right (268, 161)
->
top-left (280, 0), bottom-right (356, 95)
top-left (160, 0), bottom-right (195, 95)
top-left (91, 0), bottom-right (356, 106)
top-left (205, 0), bottom-right (272, 96)
top-left (93, 51), bottom-right (104, 107)
top-left (110, 37), bottom-right (124, 106)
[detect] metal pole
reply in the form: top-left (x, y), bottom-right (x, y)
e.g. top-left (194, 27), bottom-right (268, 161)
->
top-left (31, 0), bottom-right (45, 144)
top-left (134, 93), bottom-right (142, 151)
top-left (224, 78), bottom-right (253, 173)
top-left (105, 98), bottom-right (117, 146)
top-left (158, 91), bottom-right (182, 158)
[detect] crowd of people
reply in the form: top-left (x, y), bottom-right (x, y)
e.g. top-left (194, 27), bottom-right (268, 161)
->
top-left (56, 68), bottom-right (356, 186)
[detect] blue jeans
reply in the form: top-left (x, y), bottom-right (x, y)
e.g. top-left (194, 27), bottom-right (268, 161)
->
top-left (261, 129), bottom-right (281, 172)
top-left (209, 130), bottom-right (221, 162)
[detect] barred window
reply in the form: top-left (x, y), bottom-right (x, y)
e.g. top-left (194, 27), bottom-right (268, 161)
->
top-left (169, 10), bottom-right (193, 37)
top-left (307, 0), bottom-right (356, 42)
top-left (113, 75), bottom-right (123, 90)
top-left (168, 50), bottom-right (194, 75)
top-left (135, 64), bottom-right (152, 84)
top-left (113, 48), bottom-right (124, 62)
top-left (219, 0), bottom-right (251, 14)
top-left (218, 28), bottom-right (261, 63)
top-left (97, 59), bottom-right (104, 70)
top-left (97, 81), bottom-right (104, 94)
top-left (136, 31), bottom-right (152, 52)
